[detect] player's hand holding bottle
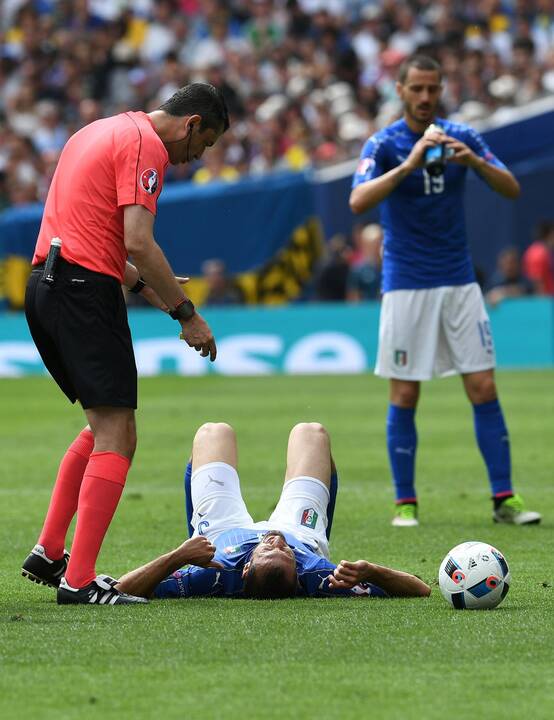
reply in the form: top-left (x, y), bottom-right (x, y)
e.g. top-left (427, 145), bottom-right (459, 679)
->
top-left (402, 127), bottom-right (445, 172)
top-left (443, 137), bottom-right (481, 168)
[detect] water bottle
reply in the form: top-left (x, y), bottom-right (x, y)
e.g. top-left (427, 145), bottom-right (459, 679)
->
top-left (41, 237), bottom-right (62, 285)
top-left (423, 123), bottom-right (446, 177)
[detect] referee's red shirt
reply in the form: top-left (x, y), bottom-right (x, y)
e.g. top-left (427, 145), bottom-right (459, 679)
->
top-left (33, 111), bottom-right (169, 282)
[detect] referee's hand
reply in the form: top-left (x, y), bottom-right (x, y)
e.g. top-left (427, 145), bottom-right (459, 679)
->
top-left (179, 312), bottom-right (217, 361)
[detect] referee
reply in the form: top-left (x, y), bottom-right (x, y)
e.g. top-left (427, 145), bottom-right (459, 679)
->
top-left (21, 84), bottom-right (229, 606)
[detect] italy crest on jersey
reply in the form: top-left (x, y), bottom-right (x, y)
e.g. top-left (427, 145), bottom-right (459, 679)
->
top-left (223, 544), bottom-right (243, 555)
top-left (301, 508), bottom-right (318, 529)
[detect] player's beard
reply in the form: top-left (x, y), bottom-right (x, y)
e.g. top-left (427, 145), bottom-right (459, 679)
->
top-left (406, 100), bottom-right (435, 128)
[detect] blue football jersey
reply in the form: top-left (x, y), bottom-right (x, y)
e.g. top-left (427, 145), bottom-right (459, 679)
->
top-left (352, 118), bottom-right (507, 291)
top-left (154, 527), bottom-right (388, 599)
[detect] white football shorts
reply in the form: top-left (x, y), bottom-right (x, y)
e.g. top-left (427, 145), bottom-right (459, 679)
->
top-left (191, 462), bottom-right (330, 558)
top-left (375, 283), bottom-right (496, 380)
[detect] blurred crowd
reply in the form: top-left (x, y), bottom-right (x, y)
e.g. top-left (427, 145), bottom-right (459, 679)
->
top-left (1, 0), bottom-right (554, 210)
top-left (196, 217), bottom-right (554, 307)
top-left (310, 217), bottom-right (554, 306)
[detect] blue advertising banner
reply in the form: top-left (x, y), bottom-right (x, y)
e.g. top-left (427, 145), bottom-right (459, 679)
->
top-left (0, 298), bottom-right (551, 378)
top-left (0, 171), bottom-right (321, 308)
top-left (156, 171), bottom-right (318, 275)
top-left (0, 172), bottom-right (317, 275)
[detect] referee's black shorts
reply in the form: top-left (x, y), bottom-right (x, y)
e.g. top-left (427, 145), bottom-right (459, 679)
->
top-left (25, 259), bottom-right (137, 410)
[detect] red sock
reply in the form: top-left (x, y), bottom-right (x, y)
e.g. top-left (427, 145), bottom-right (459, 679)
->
top-left (38, 428), bottom-right (94, 559)
top-left (64, 452), bottom-right (130, 589)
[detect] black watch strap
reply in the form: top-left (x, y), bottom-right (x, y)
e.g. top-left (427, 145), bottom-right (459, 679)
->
top-left (169, 298), bottom-right (196, 321)
top-left (129, 277), bottom-right (146, 294)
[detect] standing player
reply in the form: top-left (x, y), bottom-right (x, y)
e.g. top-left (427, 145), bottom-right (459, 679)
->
top-left (22, 84), bottom-right (230, 604)
top-left (350, 55), bottom-right (541, 527)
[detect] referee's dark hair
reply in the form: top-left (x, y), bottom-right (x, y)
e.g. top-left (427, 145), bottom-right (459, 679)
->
top-left (242, 561), bottom-right (297, 600)
top-left (398, 54), bottom-right (442, 84)
top-left (159, 83), bottom-right (230, 133)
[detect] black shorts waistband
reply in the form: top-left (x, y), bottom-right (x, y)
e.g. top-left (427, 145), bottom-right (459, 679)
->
top-left (32, 258), bottom-right (118, 284)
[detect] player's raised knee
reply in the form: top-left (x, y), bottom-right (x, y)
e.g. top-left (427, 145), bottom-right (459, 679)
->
top-left (194, 422), bottom-right (235, 445)
top-left (193, 422), bottom-right (237, 468)
top-left (289, 422), bottom-right (329, 444)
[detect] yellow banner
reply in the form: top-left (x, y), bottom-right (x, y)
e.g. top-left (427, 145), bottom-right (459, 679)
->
top-left (184, 217), bottom-right (323, 306)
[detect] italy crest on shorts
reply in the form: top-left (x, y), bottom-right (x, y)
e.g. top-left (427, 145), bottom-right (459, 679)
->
top-left (301, 508), bottom-right (318, 529)
top-left (394, 349), bottom-right (408, 367)
top-left (139, 168), bottom-right (159, 195)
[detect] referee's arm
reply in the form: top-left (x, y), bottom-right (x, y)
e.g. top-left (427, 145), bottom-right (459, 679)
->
top-left (123, 204), bottom-right (190, 310)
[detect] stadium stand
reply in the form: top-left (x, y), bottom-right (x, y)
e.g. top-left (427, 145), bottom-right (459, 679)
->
top-left (1, 0), bottom-right (554, 209)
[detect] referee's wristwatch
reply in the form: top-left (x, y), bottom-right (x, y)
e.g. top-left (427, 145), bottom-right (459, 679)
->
top-left (169, 298), bottom-right (195, 321)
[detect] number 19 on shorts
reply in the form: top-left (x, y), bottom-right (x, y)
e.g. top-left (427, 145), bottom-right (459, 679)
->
top-left (477, 320), bottom-right (494, 355)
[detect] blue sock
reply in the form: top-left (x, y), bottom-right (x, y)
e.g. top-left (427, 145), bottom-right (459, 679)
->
top-left (183, 460), bottom-right (194, 537)
top-left (472, 400), bottom-right (512, 498)
top-left (387, 405), bottom-right (417, 503)
top-left (326, 470), bottom-right (338, 540)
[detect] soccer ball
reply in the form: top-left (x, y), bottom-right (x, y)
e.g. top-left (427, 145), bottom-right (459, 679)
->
top-left (438, 541), bottom-right (511, 610)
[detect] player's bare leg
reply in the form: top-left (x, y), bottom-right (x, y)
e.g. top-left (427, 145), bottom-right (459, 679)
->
top-left (85, 406), bottom-right (137, 459)
top-left (243, 423), bottom-right (335, 579)
top-left (191, 422), bottom-right (238, 471)
top-left (285, 422), bottom-right (331, 489)
top-left (461, 369), bottom-right (541, 525)
top-left (389, 379), bottom-right (420, 526)
top-left (182, 423), bottom-right (239, 540)
top-left (284, 422), bottom-right (340, 541)
top-left (390, 378), bottom-right (420, 408)
top-left (461, 368), bottom-right (497, 404)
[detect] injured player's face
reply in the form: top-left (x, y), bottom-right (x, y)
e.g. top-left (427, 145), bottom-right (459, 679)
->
top-left (256, 530), bottom-right (294, 556)
top-left (241, 531), bottom-right (298, 599)
top-left (251, 531), bottom-right (296, 569)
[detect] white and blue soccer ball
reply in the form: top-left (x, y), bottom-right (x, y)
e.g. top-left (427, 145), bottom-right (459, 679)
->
top-left (438, 541), bottom-right (511, 610)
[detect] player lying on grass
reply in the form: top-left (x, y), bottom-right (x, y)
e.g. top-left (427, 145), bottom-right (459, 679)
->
top-left (115, 422), bottom-right (431, 600)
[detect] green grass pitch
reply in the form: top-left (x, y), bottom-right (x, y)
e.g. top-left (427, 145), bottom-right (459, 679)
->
top-left (0, 372), bottom-right (552, 720)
